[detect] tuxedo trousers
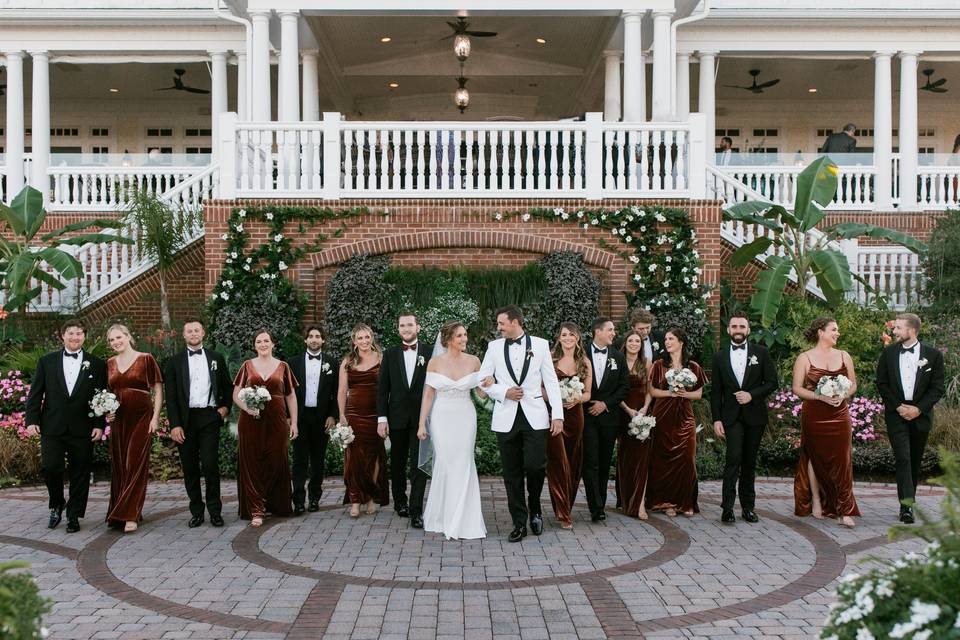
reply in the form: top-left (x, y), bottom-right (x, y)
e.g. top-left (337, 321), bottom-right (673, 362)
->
top-left (887, 421), bottom-right (930, 503)
top-left (497, 408), bottom-right (548, 529)
top-left (720, 420), bottom-right (764, 512)
top-left (582, 417), bottom-right (618, 516)
top-left (389, 415), bottom-right (427, 516)
top-left (177, 408), bottom-right (222, 519)
top-left (291, 407), bottom-right (328, 506)
top-left (41, 433), bottom-right (93, 519)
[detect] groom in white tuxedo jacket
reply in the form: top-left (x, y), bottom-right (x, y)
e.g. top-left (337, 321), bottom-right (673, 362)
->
top-left (479, 305), bottom-right (563, 542)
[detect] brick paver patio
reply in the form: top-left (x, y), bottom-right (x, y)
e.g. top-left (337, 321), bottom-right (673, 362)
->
top-left (0, 477), bottom-right (944, 639)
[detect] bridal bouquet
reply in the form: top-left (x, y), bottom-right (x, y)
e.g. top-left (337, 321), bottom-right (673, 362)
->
top-left (88, 389), bottom-right (120, 418)
top-left (329, 422), bottom-right (355, 451)
top-left (627, 413), bottom-right (656, 441)
top-left (238, 385), bottom-right (271, 418)
top-left (559, 376), bottom-right (586, 403)
top-left (816, 374), bottom-right (852, 399)
top-left (665, 367), bottom-right (698, 393)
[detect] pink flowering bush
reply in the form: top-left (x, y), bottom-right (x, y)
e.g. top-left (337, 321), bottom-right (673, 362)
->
top-left (767, 387), bottom-right (884, 443)
top-left (0, 370), bottom-right (29, 416)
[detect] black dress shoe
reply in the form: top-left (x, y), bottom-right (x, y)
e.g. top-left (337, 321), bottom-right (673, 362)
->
top-left (529, 515), bottom-right (543, 536)
top-left (293, 504), bottom-right (306, 516)
top-left (900, 507), bottom-right (915, 524)
top-left (591, 511), bottom-right (606, 523)
top-left (396, 505), bottom-right (410, 518)
top-left (307, 500), bottom-right (320, 513)
top-left (188, 515), bottom-right (204, 528)
top-left (65, 518), bottom-right (80, 533)
top-left (741, 510), bottom-right (759, 524)
top-left (210, 515), bottom-right (225, 527)
top-left (48, 507), bottom-right (63, 529)
top-left (410, 515), bottom-right (424, 529)
top-left (721, 509), bottom-right (736, 524)
top-left (508, 526), bottom-right (527, 543)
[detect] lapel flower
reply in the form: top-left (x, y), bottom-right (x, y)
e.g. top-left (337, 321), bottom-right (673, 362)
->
top-left (322, 362), bottom-right (332, 374)
top-left (525, 349), bottom-right (534, 361)
top-left (917, 358), bottom-right (928, 368)
top-left (749, 355), bottom-right (759, 366)
top-left (81, 360), bottom-right (91, 370)
top-left (417, 355), bottom-right (425, 367)
top-left (652, 341), bottom-right (660, 351)
top-left (608, 359), bottom-right (618, 371)
top-left (210, 360), bottom-right (218, 371)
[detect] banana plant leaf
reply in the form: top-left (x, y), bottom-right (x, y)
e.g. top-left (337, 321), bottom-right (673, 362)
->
top-left (730, 236), bottom-right (774, 268)
top-left (750, 255), bottom-right (794, 327)
top-left (825, 222), bottom-right (928, 254)
top-left (0, 186), bottom-right (45, 238)
top-left (40, 218), bottom-right (127, 241)
top-left (796, 157), bottom-right (839, 231)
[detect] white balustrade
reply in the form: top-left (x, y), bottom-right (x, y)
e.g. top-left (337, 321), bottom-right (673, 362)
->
top-left (720, 164), bottom-right (877, 211)
top-left (600, 123), bottom-right (692, 195)
top-left (47, 166), bottom-right (206, 211)
top-left (917, 166), bottom-right (960, 209)
top-left (851, 245), bottom-right (923, 310)
top-left (235, 122), bottom-right (324, 196)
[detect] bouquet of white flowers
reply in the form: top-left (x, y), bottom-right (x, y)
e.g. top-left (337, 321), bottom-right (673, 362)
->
top-left (88, 389), bottom-right (119, 418)
top-left (329, 422), bottom-right (355, 451)
top-left (815, 374), bottom-right (852, 399)
top-left (627, 413), bottom-right (656, 441)
top-left (559, 376), bottom-right (586, 403)
top-left (665, 367), bottom-right (698, 393)
top-left (238, 385), bottom-right (271, 418)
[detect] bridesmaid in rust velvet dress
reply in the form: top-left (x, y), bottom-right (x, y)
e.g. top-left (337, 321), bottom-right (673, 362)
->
top-left (616, 330), bottom-right (652, 520)
top-left (337, 323), bottom-right (389, 518)
top-left (233, 329), bottom-right (299, 527)
top-left (105, 324), bottom-right (163, 533)
top-left (646, 327), bottom-right (705, 517)
top-left (792, 317), bottom-right (860, 527)
top-left (547, 322), bottom-right (592, 529)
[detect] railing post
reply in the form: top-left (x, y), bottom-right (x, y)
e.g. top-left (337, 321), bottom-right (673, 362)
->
top-left (687, 112), bottom-right (707, 198)
top-left (839, 238), bottom-right (861, 302)
top-left (584, 112), bottom-right (603, 200)
top-left (218, 111), bottom-right (238, 200)
top-left (322, 112), bottom-right (342, 200)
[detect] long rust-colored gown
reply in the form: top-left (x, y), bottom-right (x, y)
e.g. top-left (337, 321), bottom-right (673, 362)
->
top-left (343, 364), bottom-right (389, 506)
top-left (794, 363), bottom-right (861, 518)
top-left (234, 360), bottom-right (296, 520)
top-left (646, 360), bottom-right (705, 514)
top-left (106, 353), bottom-right (163, 525)
top-left (546, 368), bottom-right (585, 526)
top-left (616, 372), bottom-right (651, 518)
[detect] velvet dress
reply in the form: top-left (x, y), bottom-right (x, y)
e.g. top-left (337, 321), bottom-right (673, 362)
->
top-left (616, 371), bottom-right (651, 518)
top-left (546, 367), bottom-right (585, 526)
top-left (343, 363), bottom-right (390, 506)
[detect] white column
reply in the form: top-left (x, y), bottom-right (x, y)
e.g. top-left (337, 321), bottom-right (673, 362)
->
top-left (250, 10), bottom-right (272, 121)
top-left (651, 11), bottom-right (673, 121)
top-left (29, 50), bottom-right (50, 202)
top-left (873, 52), bottom-right (893, 210)
top-left (302, 50), bottom-right (320, 121)
top-left (210, 50), bottom-right (228, 162)
top-left (622, 11), bottom-right (645, 122)
top-left (698, 51), bottom-right (717, 165)
top-left (675, 53), bottom-right (690, 121)
top-left (898, 51), bottom-right (919, 210)
top-left (279, 11), bottom-right (300, 122)
top-left (236, 52), bottom-right (248, 121)
top-left (4, 51), bottom-right (25, 202)
top-left (602, 50), bottom-right (622, 122)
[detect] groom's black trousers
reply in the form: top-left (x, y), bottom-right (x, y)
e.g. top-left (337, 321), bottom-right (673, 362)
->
top-left (390, 416), bottom-right (427, 516)
top-left (497, 407), bottom-right (548, 529)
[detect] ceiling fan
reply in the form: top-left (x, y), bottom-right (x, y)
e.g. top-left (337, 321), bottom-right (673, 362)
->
top-left (155, 68), bottom-right (209, 95)
top-left (724, 69), bottom-right (781, 94)
top-left (920, 68), bottom-right (948, 93)
top-left (441, 17), bottom-right (498, 40)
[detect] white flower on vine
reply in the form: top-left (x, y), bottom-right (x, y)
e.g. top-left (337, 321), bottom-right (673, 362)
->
top-left (648, 264), bottom-right (657, 272)
top-left (494, 213), bottom-right (503, 221)
top-left (629, 256), bottom-right (640, 264)
top-left (265, 212), bottom-right (274, 220)
top-left (634, 274), bottom-right (642, 282)
top-left (224, 280), bottom-right (233, 288)
top-left (230, 252), bottom-right (238, 259)
top-left (625, 236), bottom-right (632, 242)
top-left (220, 233), bottom-right (228, 241)
top-left (553, 207), bottom-right (564, 217)
top-left (665, 255), bottom-right (672, 262)
top-left (246, 257), bottom-right (252, 263)
top-left (235, 223), bottom-right (244, 233)
top-left (618, 228), bottom-right (627, 236)
top-left (576, 211), bottom-right (584, 218)
top-left (211, 293), bottom-right (217, 300)
top-left (639, 245), bottom-right (647, 252)
top-left (639, 225), bottom-right (646, 232)
top-left (278, 261), bottom-right (289, 271)
top-left (561, 211), bottom-right (569, 220)
top-left (655, 213), bottom-right (666, 222)
top-left (657, 235), bottom-right (668, 245)
top-left (522, 213), bottom-right (531, 222)
top-left (237, 209), bottom-right (247, 218)
top-left (220, 292), bottom-right (229, 300)
top-left (611, 228), bottom-right (619, 236)
top-left (638, 282), bottom-right (645, 289)
top-left (274, 234), bottom-right (283, 242)
top-left (260, 273), bottom-right (270, 279)
top-left (582, 223), bottom-right (589, 230)
top-left (243, 264), bottom-right (250, 271)
top-left (676, 241), bottom-right (684, 249)
top-left (591, 218), bottom-right (599, 225)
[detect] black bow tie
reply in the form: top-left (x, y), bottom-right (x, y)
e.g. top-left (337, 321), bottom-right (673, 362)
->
top-left (308, 353), bottom-right (322, 360)
top-left (402, 343), bottom-right (418, 351)
top-left (188, 349), bottom-right (203, 357)
top-left (901, 344), bottom-right (916, 354)
top-left (731, 344), bottom-right (746, 351)
top-left (63, 351), bottom-right (79, 359)
top-left (507, 337), bottom-right (524, 346)
top-left (594, 347), bottom-right (608, 355)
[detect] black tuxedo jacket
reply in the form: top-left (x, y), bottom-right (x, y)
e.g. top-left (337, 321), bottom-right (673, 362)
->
top-left (710, 342), bottom-right (778, 428)
top-left (163, 347), bottom-right (232, 430)
top-left (876, 342), bottom-right (945, 434)
top-left (376, 342), bottom-right (433, 430)
top-left (584, 344), bottom-right (631, 428)
top-left (286, 351), bottom-right (339, 421)
top-left (25, 350), bottom-right (108, 438)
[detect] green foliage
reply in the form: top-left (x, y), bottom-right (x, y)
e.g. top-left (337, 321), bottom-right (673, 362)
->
top-left (209, 282), bottom-right (304, 359)
top-left (851, 442), bottom-right (941, 479)
top-left (923, 209), bottom-right (960, 317)
top-left (0, 561), bottom-right (50, 639)
top-left (323, 254), bottom-right (395, 359)
top-left (925, 319), bottom-right (960, 407)
top-left (526, 251), bottom-right (601, 341)
top-left (383, 267), bottom-right (480, 350)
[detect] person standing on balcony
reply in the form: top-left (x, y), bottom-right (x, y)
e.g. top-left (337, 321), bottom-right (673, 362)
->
top-left (164, 318), bottom-right (232, 529)
top-left (25, 319), bottom-right (107, 534)
top-left (821, 123), bottom-right (857, 155)
top-left (717, 137), bottom-right (734, 166)
top-left (876, 313), bottom-right (945, 524)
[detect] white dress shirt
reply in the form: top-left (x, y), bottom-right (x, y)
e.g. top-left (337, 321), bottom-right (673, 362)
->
top-left (63, 349), bottom-right (83, 395)
top-left (591, 344), bottom-right (608, 386)
top-left (899, 341), bottom-right (921, 402)
top-left (730, 343), bottom-right (748, 387)
top-left (402, 342), bottom-right (418, 386)
top-left (187, 348), bottom-right (214, 408)
top-left (642, 337), bottom-right (654, 364)
top-left (304, 351), bottom-right (323, 408)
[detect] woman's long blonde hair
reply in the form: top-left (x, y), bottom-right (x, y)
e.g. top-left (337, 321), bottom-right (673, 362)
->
top-left (345, 323), bottom-right (382, 369)
top-left (551, 322), bottom-right (589, 380)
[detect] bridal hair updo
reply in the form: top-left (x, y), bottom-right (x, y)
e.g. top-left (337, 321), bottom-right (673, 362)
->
top-left (803, 317), bottom-right (837, 344)
top-left (440, 320), bottom-right (466, 348)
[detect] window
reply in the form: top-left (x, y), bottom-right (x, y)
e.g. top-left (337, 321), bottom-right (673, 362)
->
top-left (185, 128), bottom-right (212, 137)
top-left (51, 128), bottom-right (80, 137)
top-left (752, 128), bottom-right (778, 137)
top-left (185, 146), bottom-right (212, 154)
top-left (817, 128), bottom-right (834, 137)
top-left (91, 128), bottom-right (110, 137)
top-left (919, 128), bottom-right (936, 138)
top-left (715, 128), bottom-right (741, 137)
top-left (145, 146), bottom-right (174, 154)
top-left (146, 128), bottom-right (173, 137)
top-left (92, 146), bottom-right (109, 155)
top-left (854, 128), bottom-right (874, 137)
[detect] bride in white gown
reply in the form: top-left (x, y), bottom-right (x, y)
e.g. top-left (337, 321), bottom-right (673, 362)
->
top-left (417, 321), bottom-right (487, 540)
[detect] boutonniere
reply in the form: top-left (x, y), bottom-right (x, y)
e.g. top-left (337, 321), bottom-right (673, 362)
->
top-left (608, 359), bottom-right (618, 371)
top-left (417, 355), bottom-right (425, 367)
top-left (210, 360), bottom-right (218, 372)
top-left (525, 349), bottom-right (534, 361)
top-left (652, 341), bottom-right (660, 351)
top-left (917, 358), bottom-right (928, 368)
top-left (748, 355), bottom-right (759, 366)
top-left (81, 360), bottom-right (91, 371)
top-left (322, 362), bottom-right (332, 374)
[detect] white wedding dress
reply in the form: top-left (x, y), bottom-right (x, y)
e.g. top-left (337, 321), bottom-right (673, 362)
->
top-left (422, 372), bottom-right (487, 540)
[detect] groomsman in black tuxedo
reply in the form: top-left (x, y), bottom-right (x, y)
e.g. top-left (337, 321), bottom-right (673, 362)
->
top-left (377, 312), bottom-right (433, 528)
top-left (583, 317), bottom-right (631, 522)
top-left (25, 319), bottom-right (107, 533)
top-left (615, 308), bottom-right (666, 364)
top-left (710, 315), bottom-right (778, 525)
top-left (287, 325), bottom-right (339, 515)
top-left (876, 313), bottom-right (945, 524)
top-left (164, 318), bottom-right (232, 528)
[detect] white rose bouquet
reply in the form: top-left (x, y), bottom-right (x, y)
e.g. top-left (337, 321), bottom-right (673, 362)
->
top-left (559, 376), bottom-right (586, 403)
top-left (238, 385), bottom-right (271, 418)
top-left (627, 413), bottom-right (656, 441)
top-left (88, 389), bottom-right (120, 418)
top-left (815, 374), bottom-right (852, 399)
top-left (329, 422), bottom-right (356, 451)
top-left (665, 367), bottom-right (698, 393)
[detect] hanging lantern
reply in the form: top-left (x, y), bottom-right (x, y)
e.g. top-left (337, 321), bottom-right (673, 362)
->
top-left (454, 75), bottom-right (470, 113)
top-left (453, 33), bottom-right (471, 62)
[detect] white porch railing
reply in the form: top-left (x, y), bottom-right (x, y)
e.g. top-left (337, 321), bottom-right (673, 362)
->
top-left (918, 166), bottom-right (960, 209)
top-left (720, 164), bottom-right (878, 211)
top-left (48, 166), bottom-right (208, 211)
